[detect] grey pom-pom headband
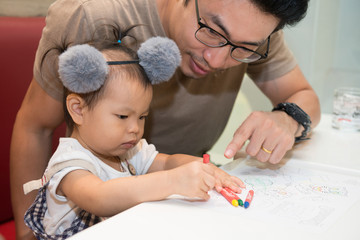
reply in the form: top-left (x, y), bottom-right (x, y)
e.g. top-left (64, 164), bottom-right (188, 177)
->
top-left (58, 37), bottom-right (181, 94)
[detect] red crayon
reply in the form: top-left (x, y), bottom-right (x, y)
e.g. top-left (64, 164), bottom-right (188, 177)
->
top-left (244, 190), bottom-right (254, 209)
top-left (220, 188), bottom-right (239, 207)
top-left (203, 154), bottom-right (210, 164)
top-left (224, 187), bottom-right (243, 207)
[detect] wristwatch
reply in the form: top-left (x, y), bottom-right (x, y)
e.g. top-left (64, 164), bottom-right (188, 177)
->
top-left (272, 102), bottom-right (312, 143)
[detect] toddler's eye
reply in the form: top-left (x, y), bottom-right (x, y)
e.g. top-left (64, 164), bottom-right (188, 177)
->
top-left (140, 115), bottom-right (147, 120)
top-left (117, 115), bottom-right (128, 119)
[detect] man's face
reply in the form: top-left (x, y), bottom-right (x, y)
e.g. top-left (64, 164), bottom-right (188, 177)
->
top-left (166, 0), bottom-right (279, 78)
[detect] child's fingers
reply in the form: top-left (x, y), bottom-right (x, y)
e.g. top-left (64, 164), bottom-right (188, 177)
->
top-left (214, 176), bottom-right (245, 194)
top-left (200, 163), bottom-right (246, 195)
top-left (231, 175), bottom-right (246, 188)
top-left (202, 164), bottom-right (245, 192)
top-left (223, 176), bottom-right (246, 193)
top-left (202, 173), bottom-right (215, 190)
top-left (214, 181), bottom-right (223, 193)
top-left (200, 191), bottom-right (211, 200)
top-left (202, 163), bottom-right (216, 175)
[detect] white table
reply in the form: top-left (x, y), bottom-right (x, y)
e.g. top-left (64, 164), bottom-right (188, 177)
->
top-left (70, 114), bottom-right (360, 240)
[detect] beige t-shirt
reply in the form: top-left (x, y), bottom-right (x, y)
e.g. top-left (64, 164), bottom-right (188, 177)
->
top-left (34, 0), bottom-right (297, 156)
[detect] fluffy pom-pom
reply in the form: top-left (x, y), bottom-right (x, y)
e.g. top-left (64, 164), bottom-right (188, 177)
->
top-left (138, 37), bottom-right (181, 84)
top-left (58, 44), bottom-right (108, 93)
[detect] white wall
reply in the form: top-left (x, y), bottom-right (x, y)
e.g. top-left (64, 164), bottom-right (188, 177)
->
top-left (241, 0), bottom-right (360, 114)
top-left (284, 0), bottom-right (360, 113)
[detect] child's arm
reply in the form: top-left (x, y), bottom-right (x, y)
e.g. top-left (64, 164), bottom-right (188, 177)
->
top-left (149, 153), bottom-right (245, 193)
top-left (58, 160), bottom-right (214, 217)
top-left (58, 153), bottom-right (244, 217)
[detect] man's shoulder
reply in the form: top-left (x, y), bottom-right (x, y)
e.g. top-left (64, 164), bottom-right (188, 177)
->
top-left (53, 0), bottom-right (162, 37)
top-left (63, 0), bottom-right (156, 14)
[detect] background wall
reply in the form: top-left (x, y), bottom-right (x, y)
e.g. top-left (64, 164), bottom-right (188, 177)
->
top-left (1, 0), bottom-right (359, 114)
top-left (241, 0), bottom-right (360, 114)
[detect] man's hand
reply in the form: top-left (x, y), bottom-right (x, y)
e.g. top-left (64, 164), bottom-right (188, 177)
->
top-left (224, 110), bottom-right (298, 164)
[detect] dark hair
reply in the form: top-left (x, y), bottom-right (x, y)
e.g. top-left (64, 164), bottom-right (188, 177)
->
top-left (62, 26), bottom-right (151, 133)
top-left (184, 0), bottom-right (309, 31)
top-left (250, 0), bottom-right (309, 31)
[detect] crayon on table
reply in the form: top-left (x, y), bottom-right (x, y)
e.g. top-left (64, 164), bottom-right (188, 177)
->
top-left (244, 190), bottom-right (254, 209)
top-left (224, 187), bottom-right (243, 207)
top-left (202, 155), bottom-right (242, 207)
top-left (220, 188), bottom-right (239, 207)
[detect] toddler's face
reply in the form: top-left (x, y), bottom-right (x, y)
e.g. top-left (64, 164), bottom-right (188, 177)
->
top-left (77, 76), bottom-right (153, 159)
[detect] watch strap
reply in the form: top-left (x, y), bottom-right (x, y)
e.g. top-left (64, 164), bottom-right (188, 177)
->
top-left (272, 102), bottom-right (311, 143)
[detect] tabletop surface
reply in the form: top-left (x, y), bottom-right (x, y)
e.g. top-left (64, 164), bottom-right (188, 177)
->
top-left (69, 114), bottom-right (360, 240)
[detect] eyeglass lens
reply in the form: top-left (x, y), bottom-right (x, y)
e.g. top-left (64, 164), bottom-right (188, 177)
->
top-left (195, 0), bottom-right (269, 63)
top-left (196, 27), bottom-right (266, 62)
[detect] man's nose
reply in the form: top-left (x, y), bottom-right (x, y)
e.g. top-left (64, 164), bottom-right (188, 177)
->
top-left (203, 46), bottom-right (231, 69)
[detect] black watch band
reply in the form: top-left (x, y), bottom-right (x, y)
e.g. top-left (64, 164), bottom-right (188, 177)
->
top-left (272, 102), bottom-right (312, 143)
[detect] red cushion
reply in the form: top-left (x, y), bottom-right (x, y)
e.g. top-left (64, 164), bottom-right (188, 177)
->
top-left (0, 17), bottom-right (46, 224)
top-left (0, 220), bottom-right (15, 240)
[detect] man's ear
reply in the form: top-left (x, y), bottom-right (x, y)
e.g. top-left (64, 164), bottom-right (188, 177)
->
top-left (66, 94), bottom-right (86, 125)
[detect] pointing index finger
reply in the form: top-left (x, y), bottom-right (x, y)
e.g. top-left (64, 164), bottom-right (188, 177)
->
top-left (224, 126), bottom-right (253, 159)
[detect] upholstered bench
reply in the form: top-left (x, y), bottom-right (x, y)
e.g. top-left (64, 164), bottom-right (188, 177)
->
top-left (0, 16), bottom-right (65, 239)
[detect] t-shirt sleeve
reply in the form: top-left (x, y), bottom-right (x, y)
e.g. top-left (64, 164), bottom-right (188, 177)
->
top-left (246, 30), bottom-right (297, 82)
top-left (48, 166), bottom-right (86, 202)
top-left (128, 139), bottom-right (158, 175)
top-left (33, 0), bottom-right (97, 101)
top-left (46, 146), bottom-right (102, 202)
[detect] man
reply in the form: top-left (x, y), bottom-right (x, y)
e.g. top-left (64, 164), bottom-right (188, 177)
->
top-left (10, 0), bottom-right (320, 239)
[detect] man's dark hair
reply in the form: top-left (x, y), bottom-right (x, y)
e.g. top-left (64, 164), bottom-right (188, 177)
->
top-left (251, 0), bottom-right (309, 31)
top-left (184, 0), bottom-right (309, 31)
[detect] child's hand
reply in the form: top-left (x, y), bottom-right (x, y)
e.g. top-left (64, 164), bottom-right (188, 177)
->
top-left (169, 161), bottom-right (216, 200)
top-left (208, 164), bottom-right (246, 194)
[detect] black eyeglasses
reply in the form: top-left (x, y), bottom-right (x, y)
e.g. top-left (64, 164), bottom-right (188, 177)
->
top-left (194, 0), bottom-right (270, 63)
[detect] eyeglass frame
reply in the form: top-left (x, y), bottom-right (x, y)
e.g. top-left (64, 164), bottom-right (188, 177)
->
top-left (194, 0), bottom-right (271, 63)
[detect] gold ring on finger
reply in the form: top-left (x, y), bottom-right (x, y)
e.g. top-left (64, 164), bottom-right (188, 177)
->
top-left (261, 146), bottom-right (272, 154)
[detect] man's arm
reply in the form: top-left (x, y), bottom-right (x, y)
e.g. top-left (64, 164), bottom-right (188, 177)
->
top-left (10, 79), bottom-right (64, 240)
top-left (225, 65), bottom-right (320, 163)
